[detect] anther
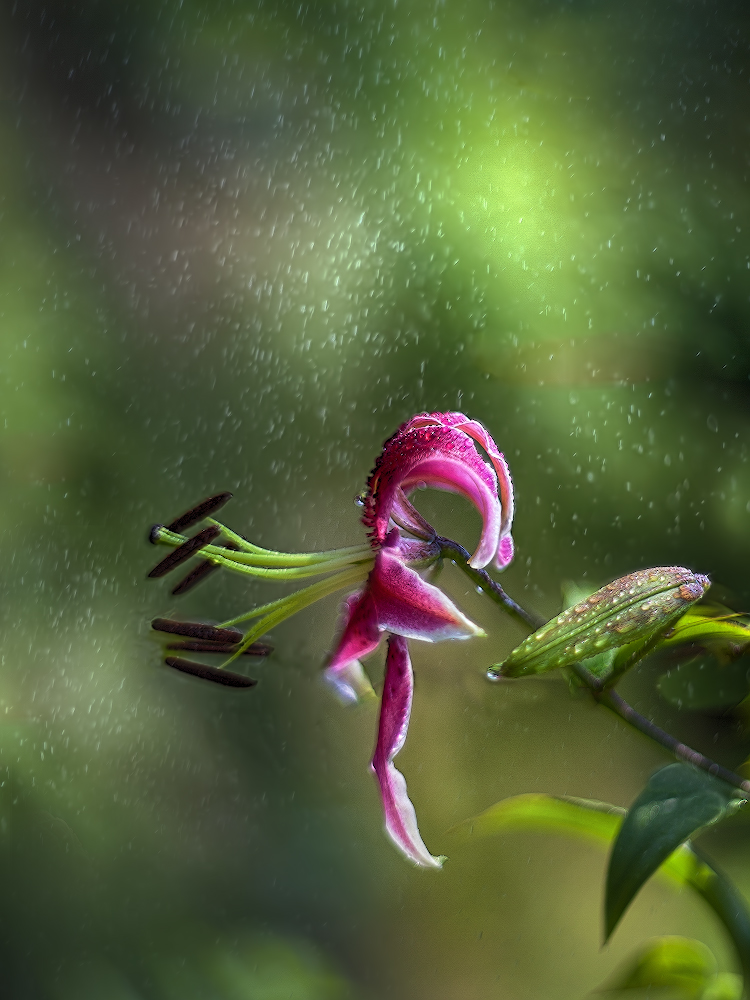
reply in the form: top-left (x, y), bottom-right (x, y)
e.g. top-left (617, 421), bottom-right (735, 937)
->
top-left (171, 559), bottom-right (220, 595)
top-left (164, 656), bottom-right (257, 687)
top-left (152, 618), bottom-right (244, 644)
top-left (165, 639), bottom-right (273, 657)
top-left (165, 492), bottom-right (233, 534)
top-left (147, 526), bottom-right (221, 578)
top-left (169, 540), bottom-right (240, 595)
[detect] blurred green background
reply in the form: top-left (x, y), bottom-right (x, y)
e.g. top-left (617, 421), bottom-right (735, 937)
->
top-left (1, 1), bottom-right (750, 996)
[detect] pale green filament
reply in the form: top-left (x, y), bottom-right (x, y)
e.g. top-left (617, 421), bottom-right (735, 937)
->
top-left (218, 562), bottom-right (372, 665)
top-left (153, 525), bottom-right (373, 579)
top-left (151, 521), bottom-right (375, 670)
top-left (205, 518), bottom-right (371, 563)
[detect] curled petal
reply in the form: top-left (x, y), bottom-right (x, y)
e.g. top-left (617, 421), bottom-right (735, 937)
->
top-left (449, 419), bottom-right (514, 569)
top-left (371, 635), bottom-right (442, 868)
top-left (401, 454), bottom-right (500, 569)
top-left (390, 488), bottom-right (435, 541)
top-left (364, 416), bottom-right (504, 569)
top-left (409, 413), bottom-right (515, 569)
top-left (370, 532), bottom-right (484, 642)
top-left (325, 590), bottom-right (380, 703)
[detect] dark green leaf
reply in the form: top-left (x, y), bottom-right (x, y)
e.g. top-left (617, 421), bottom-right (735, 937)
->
top-left (596, 935), bottom-right (716, 997)
top-left (658, 655), bottom-right (750, 712)
top-left (606, 764), bottom-right (744, 940)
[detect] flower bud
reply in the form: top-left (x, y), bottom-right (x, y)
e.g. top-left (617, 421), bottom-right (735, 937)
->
top-left (492, 567), bottom-right (710, 678)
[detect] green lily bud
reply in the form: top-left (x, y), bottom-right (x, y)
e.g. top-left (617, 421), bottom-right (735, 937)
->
top-left (491, 567), bottom-right (710, 678)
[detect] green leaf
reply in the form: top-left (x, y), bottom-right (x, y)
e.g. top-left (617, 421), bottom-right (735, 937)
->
top-left (701, 972), bottom-right (744, 1000)
top-left (452, 793), bottom-right (750, 990)
top-left (596, 935), bottom-right (716, 997)
top-left (659, 607), bottom-right (750, 656)
top-left (658, 654), bottom-right (750, 712)
top-left (606, 764), bottom-right (744, 940)
top-left (491, 568), bottom-right (710, 679)
top-left (453, 792), bottom-right (624, 845)
top-left (451, 792), bottom-right (711, 895)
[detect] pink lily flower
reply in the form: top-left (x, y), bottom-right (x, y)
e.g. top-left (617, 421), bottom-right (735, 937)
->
top-left (325, 411), bottom-right (514, 868)
top-left (148, 411), bottom-right (514, 870)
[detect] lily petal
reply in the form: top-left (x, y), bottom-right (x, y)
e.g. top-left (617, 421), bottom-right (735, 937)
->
top-left (370, 530), bottom-right (484, 642)
top-left (409, 413), bottom-right (514, 569)
top-left (325, 590), bottom-right (380, 703)
top-left (364, 417), bottom-right (503, 569)
top-left (371, 635), bottom-right (442, 868)
top-left (390, 487), bottom-right (435, 541)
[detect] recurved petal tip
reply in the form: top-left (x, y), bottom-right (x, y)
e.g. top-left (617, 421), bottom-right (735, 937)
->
top-left (495, 534), bottom-right (515, 570)
top-left (371, 635), bottom-right (443, 868)
top-left (373, 759), bottom-right (444, 868)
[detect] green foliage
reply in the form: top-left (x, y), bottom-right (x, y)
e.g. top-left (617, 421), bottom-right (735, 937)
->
top-left (595, 937), bottom-right (743, 999)
top-left (597, 936), bottom-right (717, 998)
top-left (658, 654), bottom-right (750, 712)
top-left (605, 765), bottom-right (744, 941)
top-left (453, 791), bottom-right (750, 997)
top-left (702, 974), bottom-right (745, 1000)
top-left (659, 609), bottom-right (750, 656)
top-left (453, 791), bottom-right (624, 847)
top-left (453, 792), bottom-right (715, 896)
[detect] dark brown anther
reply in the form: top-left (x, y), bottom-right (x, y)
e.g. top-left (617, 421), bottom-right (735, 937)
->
top-left (166, 639), bottom-right (273, 656)
top-left (169, 540), bottom-right (240, 595)
top-left (164, 657), bottom-right (257, 688)
top-left (152, 618), bottom-right (244, 644)
top-left (170, 559), bottom-right (221, 595)
top-left (147, 525), bottom-right (221, 579)
top-left (165, 492), bottom-right (233, 534)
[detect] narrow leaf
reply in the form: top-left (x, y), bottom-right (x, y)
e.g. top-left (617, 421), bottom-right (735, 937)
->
top-left (660, 607), bottom-right (750, 653)
top-left (453, 792), bottom-right (624, 846)
top-left (605, 764), bottom-right (743, 940)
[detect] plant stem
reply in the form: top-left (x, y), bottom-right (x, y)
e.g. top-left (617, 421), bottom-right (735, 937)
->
top-left (436, 536), bottom-right (543, 632)
top-left (599, 687), bottom-right (750, 796)
top-left (437, 538), bottom-right (750, 798)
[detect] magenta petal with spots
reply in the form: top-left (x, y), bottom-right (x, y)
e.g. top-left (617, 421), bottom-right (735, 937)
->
top-left (371, 634), bottom-right (442, 868)
top-left (325, 590), bottom-right (380, 703)
top-left (363, 411), bottom-right (514, 570)
top-left (444, 416), bottom-right (515, 569)
top-left (370, 531), bottom-right (484, 642)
